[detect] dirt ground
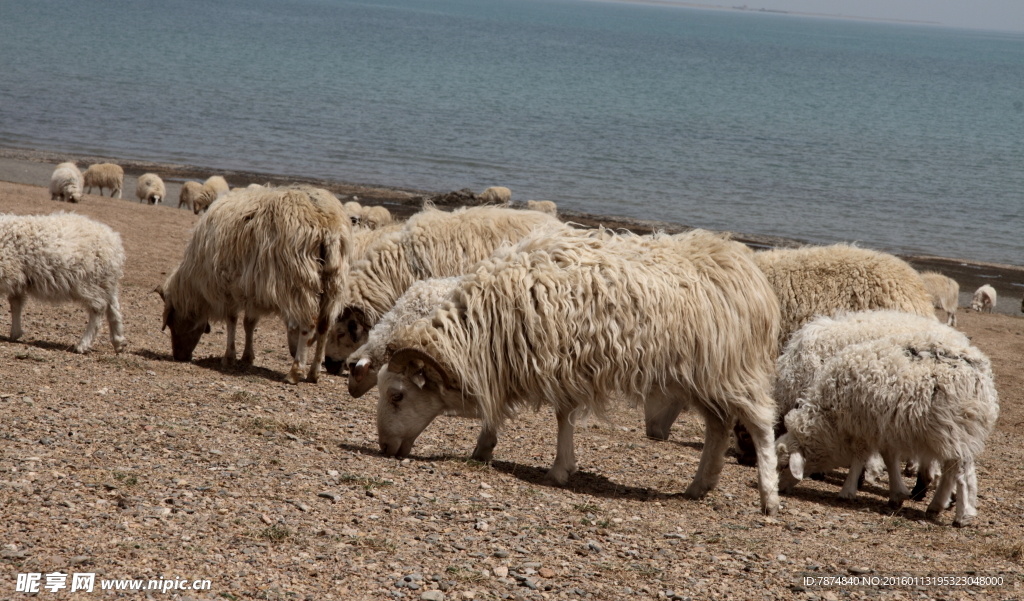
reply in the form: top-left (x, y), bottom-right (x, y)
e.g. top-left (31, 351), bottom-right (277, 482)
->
top-left (0, 181), bottom-right (1022, 601)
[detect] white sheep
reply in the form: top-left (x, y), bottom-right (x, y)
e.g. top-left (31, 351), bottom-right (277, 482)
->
top-left (191, 175), bottom-right (230, 215)
top-left (178, 181), bottom-right (204, 212)
top-left (525, 200), bottom-right (557, 216)
top-left (775, 312), bottom-right (999, 527)
top-left (919, 271), bottom-right (960, 326)
top-left (478, 186), bottom-right (511, 205)
top-left (971, 284), bottom-right (996, 313)
top-left (0, 212), bottom-right (126, 353)
top-left (376, 228), bottom-right (783, 515)
top-left (361, 205), bottom-right (393, 230)
top-left (156, 185), bottom-right (351, 384)
top-left (325, 205), bottom-right (562, 372)
top-left (135, 173), bottom-right (166, 205)
top-left (49, 162), bottom-right (83, 203)
top-left (343, 201), bottom-right (363, 226)
top-left (82, 163), bottom-right (124, 198)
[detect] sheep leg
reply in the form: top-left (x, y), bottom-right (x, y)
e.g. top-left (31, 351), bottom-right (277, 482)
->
top-left (683, 409), bottom-right (731, 501)
top-left (884, 451), bottom-right (911, 507)
top-left (305, 316), bottom-right (331, 384)
top-left (287, 326), bottom-right (299, 359)
top-left (644, 391), bottom-right (684, 441)
top-left (223, 315), bottom-right (238, 366)
top-left (471, 423), bottom-right (501, 462)
top-left (925, 460), bottom-right (958, 519)
top-left (115, 186), bottom-right (121, 199)
top-left (106, 295), bottom-right (126, 353)
top-left (542, 407), bottom-right (578, 486)
top-left (909, 458), bottom-right (936, 502)
top-left (286, 326), bottom-right (314, 385)
top-left (76, 305), bottom-right (104, 354)
top-left (8, 294), bottom-right (25, 341)
top-left (953, 458), bottom-right (978, 527)
top-left (736, 404), bottom-right (780, 516)
top-left (838, 457), bottom-right (867, 500)
top-left (241, 315), bottom-right (258, 365)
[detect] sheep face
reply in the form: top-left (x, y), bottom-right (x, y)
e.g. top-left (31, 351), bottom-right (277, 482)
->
top-left (376, 349), bottom-right (462, 458)
top-left (324, 307), bottom-right (369, 375)
top-left (162, 302), bottom-right (210, 361)
top-left (347, 353), bottom-right (377, 398)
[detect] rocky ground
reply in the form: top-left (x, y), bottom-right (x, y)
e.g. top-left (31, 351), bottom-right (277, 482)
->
top-left (0, 182), bottom-right (1022, 601)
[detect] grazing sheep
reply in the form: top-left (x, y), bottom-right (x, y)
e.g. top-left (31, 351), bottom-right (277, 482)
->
top-left (919, 271), bottom-right (960, 326)
top-left (82, 163), bottom-right (124, 198)
top-left (156, 185), bottom-right (350, 384)
top-left (376, 228), bottom-right (783, 515)
top-left (50, 162), bottom-right (83, 203)
top-left (343, 201), bottom-right (363, 226)
top-left (361, 205), bottom-right (393, 230)
top-left (191, 175), bottom-right (230, 215)
top-left (526, 200), bottom-right (557, 216)
top-left (0, 212), bottom-right (126, 353)
top-left (775, 312), bottom-right (998, 527)
top-left (478, 186), bottom-right (511, 205)
top-left (178, 181), bottom-right (204, 211)
top-left (349, 222), bottom-right (404, 264)
top-left (326, 205), bottom-right (562, 372)
top-left (135, 173), bottom-right (166, 205)
top-left (971, 284), bottom-right (996, 313)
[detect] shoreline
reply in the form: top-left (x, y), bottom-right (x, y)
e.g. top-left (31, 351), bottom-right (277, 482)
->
top-left (3, 146), bottom-right (1021, 316)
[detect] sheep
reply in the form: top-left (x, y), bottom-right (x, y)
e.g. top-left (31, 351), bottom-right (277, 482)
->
top-left (49, 162), bottom-right (83, 203)
top-left (136, 173), bottom-right (166, 205)
top-left (478, 186), bottom-right (511, 205)
top-left (346, 276), bottom-right (463, 398)
top-left (376, 228), bottom-right (783, 515)
top-left (343, 201), bottom-right (363, 226)
top-left (156, 185), bottom-right (350, 384)
top-left (349, 222), bottom-right (404, 263)
top-left (178, 181), bottom-right (204, 211)
top-left (0, 212), bottom-right (126, 353)
top-left (325, 205), bottom-right (562, 373)
top-left (191, 175), bottom-right (230, 215)
top-left (919, 271), bottom-right (960, 326)
top-left (971, 284), bottom-right (996, 313)
top-left (361, 205), bottom-right (393, 230)
top-left (775, 312), bottom-right (999, 527)
top-left (82, 163), bottom-right (124, 198)
top-left (526, 200), bottom-right (557, 216)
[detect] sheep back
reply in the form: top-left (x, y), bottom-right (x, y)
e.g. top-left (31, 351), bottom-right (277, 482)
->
top-left (50, 162), bottom-right (83, 203)
top-left (526, 200), bottom-right (557, 215)
top-left (82, 163), bottom-right (124, 198)
top-left (919, 271), bottom-right (960, 325)
top-left (478, 186), bottom-right (511, 205)
top-left (192, 175), bottom-right (230, 214)
top-left (178, 181), bottom-right (204, 211)
top-left (971, 284), bottom-right (997, 313)
top-left (361, 205), bottom-right (393, 230)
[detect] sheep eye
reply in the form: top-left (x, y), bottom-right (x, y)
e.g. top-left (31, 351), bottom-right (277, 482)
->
top-left (389, 392), bottom-right (404, 404)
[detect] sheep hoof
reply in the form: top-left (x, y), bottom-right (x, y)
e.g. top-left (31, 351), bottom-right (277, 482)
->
top-left (762, 496), bottom-right (780, 517)
top-left (112, 338), bottom-right (127, 354)
top-left (10, 330), bottom-right (22, 341)
top-left (222, 356), bottom-right (236, 367)
top-left (306, 370), bottom-right (320, 384)
top-left (241, 354), bottom-right (254, 365)
top-left (952, 515), bottom-right (976, 528)
top-left (681, 483), bottom-right (711, 500)
top-left (470, 448), bottom-right (494, 463)
top-left (73, 345), bottom-right (88, 354)
top-left (837, 489), bottom-right (858, 500)
top-left (541, 467), bottom-right (572, 487)
top-left (888, 496), bottom-right (907, 509)
top-left (285, 367), bottom-right (302, 385)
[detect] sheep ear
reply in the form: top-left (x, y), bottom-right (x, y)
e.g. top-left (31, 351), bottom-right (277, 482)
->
top-left (411, 372), bottom-right (427, 389)
top-left (789, 451), bottom-right (805, 481)
top-left (204, 323), bottom-right (211, 334)
top-left (153, 285), bottom-right (165, 300)
top-left (389, 347), bottom-right (451, 389)
top-left (351, 357), bottom-right (371, 383)
top-left (161, 306), bottom-right (174, 332)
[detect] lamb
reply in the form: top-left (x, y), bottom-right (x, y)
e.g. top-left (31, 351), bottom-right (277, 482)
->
top-left (0, 212), bottom-right (126, 353)
top-left (361, 205), bottom-right (393, 230)
top-left (178, 181), bottom-right (204, 211)
top-left (919, 271), bottom-right (960, 326)
top-left (376, 228), bottom-right (783, 515)
top-left (82, 163), bottom-right (124, 198)
top-left (135, 173), bottom-right (166, 205)
top-left (775, 312), bottom-right (998, 527)
top-left (156, 185), bottom-right (350, 384)
top-left (345, 276), bottom-right (463, 398)
top-left (971, 284), bottom-right (996, 313)
top-left (325, 205), bottom-right (562, 372)
top-left (478, 186), bottom-right (511, 205)
top-left (526, 200), bottom-right (557, 215)
top-left (49, 162), bottom-right (83, 203)
top-left (191, 175), bottom-right (230, 215)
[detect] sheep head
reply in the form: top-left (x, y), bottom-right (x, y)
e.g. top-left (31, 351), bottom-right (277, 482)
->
top-left (376, 347), bottom-right (459, 458)
top-left (157, 292), bottom-right (210, 362)
top-left (347, 351), bottom-right (377, 398)
top-left (324, 306), bottom-right (370, 374)
top-left (774, 432), bottom-right (805, 493)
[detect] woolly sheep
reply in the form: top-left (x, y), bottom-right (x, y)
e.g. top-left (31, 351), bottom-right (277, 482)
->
top-left (178, 181), bottom-right (204, 211)
top-left (361, 205), bottom-right (393, 230)
top-left (191, 175), bottom-right (230, 215)
top-left (325, 205), bottom-right (562, 373)
top-left (50, 162), bottom-right (83, 203)
top-left (82, 163), bottom-right (124, 198)
top-left (971, 284), bottom-right (996, 313)
top-left (156, 185), bottom-right (351, 384)
top-left (0, 212), bottom-right (126, 353)
top-left (343, 201), bottom-right (363, 226)
top-left (775, 312), bottom-right (998, 526)
top-left (136, 173), bottom-right (166, 205)
top-left (526, 200), bottom-right (557, 216)
top-left (349, 222), bottom-right (404, 265)
top-left (478, 186), bottom-right (511, 205)
top-left (376, 228), bottom-right (783, 515)
top-left (919, 271), bottom-right (960, 326)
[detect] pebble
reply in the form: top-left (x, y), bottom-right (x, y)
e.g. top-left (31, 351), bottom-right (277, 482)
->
top-left (493, 566), bottom-right (508, 578)
top-left (493, 550), bottom-right (509, 558)
top-left (318, 491), bottom-right (341, 502)
top-left (538, 568), bottom-right (555, 578)
top-left (420, 592), bottom-right (444, 601)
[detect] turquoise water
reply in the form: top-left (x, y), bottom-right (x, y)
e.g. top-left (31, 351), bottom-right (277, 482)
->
top-left (1, 0), bottom-right (1022, 264)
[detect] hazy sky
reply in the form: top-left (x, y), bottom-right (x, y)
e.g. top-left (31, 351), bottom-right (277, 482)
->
top-left (729, 0), bottom-right (1024, 32)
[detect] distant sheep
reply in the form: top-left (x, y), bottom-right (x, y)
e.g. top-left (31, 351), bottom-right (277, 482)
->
top-left (478, 186), bottom-right (511, 205)
top-left (376, 228), bottom-right (783, 515)
top-left (343, 201), bottom-right (363, 226)
top-left (919, 271), bottom-right (960, 326)
top-left (361, 205), bottom-right (393, 230)
top-left (971, 284), bottom-right (996, 313)
top-left (191, 175), bottom-right (230, 215)
top-left (178, 181), bottom-right (204, 212)
top-left (0, 212), bottom-right (125, 353)
top-left (135, 173), bottom-right (166, 205)
top-left (526, 200), bottom-right (557, 216)
top-left (776, 311), bottom-right (998, 527)
top-left (50, 162), bottom-right (83, 203)
top-left (82, 163), bottom-right (124, 198)
top-left (157, 185), bottom-right (351, 384)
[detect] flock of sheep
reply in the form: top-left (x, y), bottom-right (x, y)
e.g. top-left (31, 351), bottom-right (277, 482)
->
top-left (13, 164), bottom-right (1011, 528)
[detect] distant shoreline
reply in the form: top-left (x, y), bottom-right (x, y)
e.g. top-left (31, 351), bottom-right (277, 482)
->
top-left (2, 145), bottom-right (1021, 316)
top-left (593, 0), bottom-right (942, 27)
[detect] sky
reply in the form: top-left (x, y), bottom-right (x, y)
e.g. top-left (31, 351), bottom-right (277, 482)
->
top-left (725, 0), bottom-right (1024, 32)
